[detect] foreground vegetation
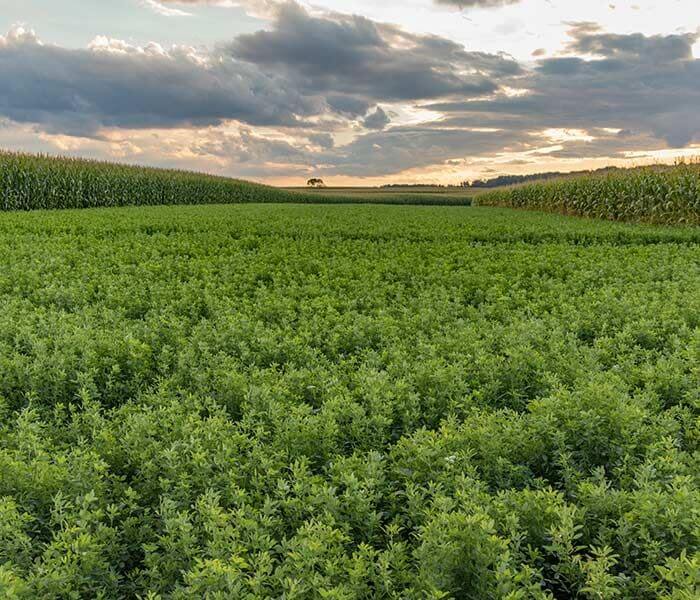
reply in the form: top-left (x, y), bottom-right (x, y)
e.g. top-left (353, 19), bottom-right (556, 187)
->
top-left (0, 152), bottom-right (474, 209)
top-left (476, 162), bottom-right (700, 224)
top-left (0, 204), bottom-right (697, 598)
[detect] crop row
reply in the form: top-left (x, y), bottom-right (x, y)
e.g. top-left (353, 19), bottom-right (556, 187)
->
top-left (476, 163), bottom-right (700, 224)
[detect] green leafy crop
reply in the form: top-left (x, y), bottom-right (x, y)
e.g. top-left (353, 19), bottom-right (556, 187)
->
top-left (0, 204), bottom-right (697, 598)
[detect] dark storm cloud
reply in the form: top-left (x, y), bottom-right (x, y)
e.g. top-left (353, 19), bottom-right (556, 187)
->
top-left (229, 2), bottom-right (521, 104)
top-left (0, 27), bottom-right (319, 136)
top-left (428, 24), bottom-right (700, 148)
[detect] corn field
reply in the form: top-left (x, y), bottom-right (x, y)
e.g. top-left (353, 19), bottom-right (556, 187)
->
top-left (0, 151), bottom-right (305, 209)
top-left (0, 151), bottom-right (475, 210)
top-left (476, 163), bottom-right (700, 224)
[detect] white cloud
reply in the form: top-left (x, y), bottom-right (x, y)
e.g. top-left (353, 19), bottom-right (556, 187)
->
top-left (141, 0), bottom-right (193, 17)
top-left (158, 0), bottom-right (281, 19)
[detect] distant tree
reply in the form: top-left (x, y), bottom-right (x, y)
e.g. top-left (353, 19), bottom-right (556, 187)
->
top-left (307, 178), bottom-right (326, 188)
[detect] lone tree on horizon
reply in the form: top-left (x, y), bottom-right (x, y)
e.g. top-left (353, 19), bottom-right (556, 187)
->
top-left (307, 178), bottom-right (326, 188)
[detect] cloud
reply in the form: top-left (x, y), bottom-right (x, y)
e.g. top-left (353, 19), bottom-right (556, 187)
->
top-left (158, 0), bottom-right (282, 19)
top-left (565, 22), bottom-right (696, 63)
top-left (362, 107), bottom-right (391, 130)
top-left (312, 124), bottom-right (535, 177)
top-left (0, 5), bottom-right (519, 139)
top-left (184, 122), bottom-right (535, 179)
top-left (159, 118), bottom-right (537, 180)
top-left (428, 25), bottom-right (700, 148)
top-left (308, 132), bottom-right (334, 149)
top-left (325, 95), bottom-right (371, 118)
top-left (191, 127), bottom-right (307, 164)
top-left (141, 0), bottom-right (193, 17)
top-left (433, 0), bottom-right (521, 8)
top-left (0, 25), bottom-right (320, 136)
top-left (2, 12), bottom-right (700, 181)
top-left (229, 2), bottom-right (521, 107)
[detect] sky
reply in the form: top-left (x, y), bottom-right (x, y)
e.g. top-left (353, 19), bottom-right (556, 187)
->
top-left (1, 0), bottom-right (700, 185)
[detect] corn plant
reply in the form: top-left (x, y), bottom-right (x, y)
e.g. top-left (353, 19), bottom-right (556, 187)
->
top-left (476, 163), bottom-right (700, 224)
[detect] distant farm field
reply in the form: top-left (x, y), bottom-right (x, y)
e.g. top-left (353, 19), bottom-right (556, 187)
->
top-left (0, 203), bottom-right (697, 598)
top-left (285, 185), bottom-right (481, 204)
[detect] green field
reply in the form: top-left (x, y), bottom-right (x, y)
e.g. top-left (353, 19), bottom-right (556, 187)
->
top-left (285, 186), bottom-right (480, 204)
top-left (0, 203), bottom-right (697, 598)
